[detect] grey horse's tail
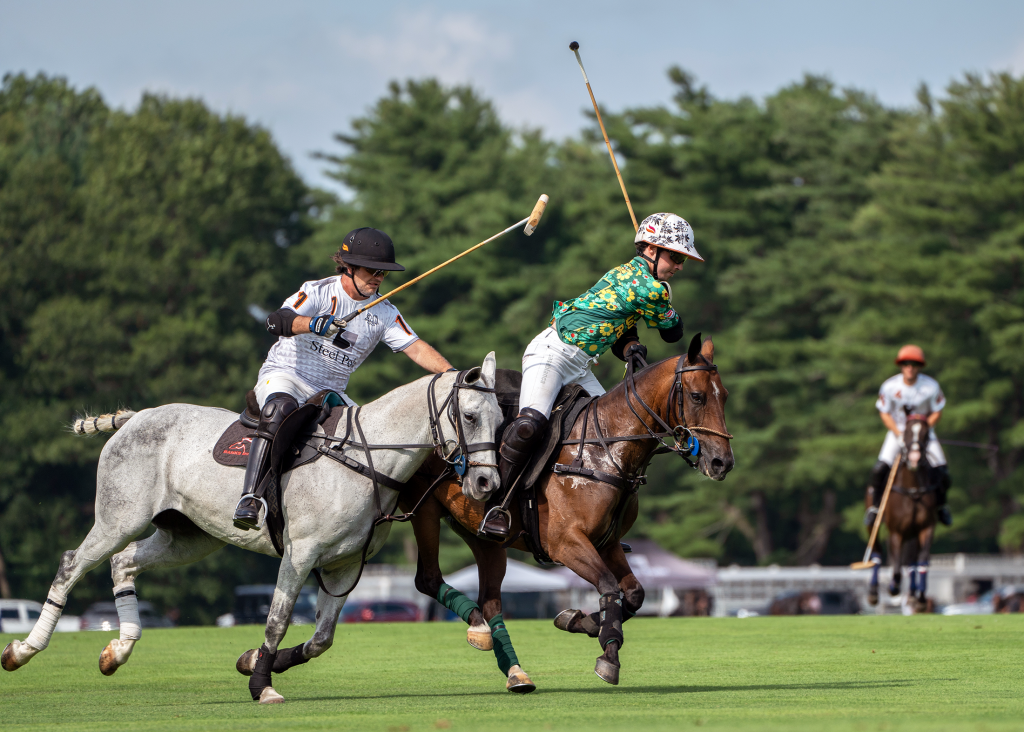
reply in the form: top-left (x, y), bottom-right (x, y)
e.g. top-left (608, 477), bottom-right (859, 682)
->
top-left (72, 409), bottom-right (137, 435)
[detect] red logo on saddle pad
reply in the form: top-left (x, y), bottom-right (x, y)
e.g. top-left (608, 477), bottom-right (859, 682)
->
top-left (224, 437), bottom-right (252, 457)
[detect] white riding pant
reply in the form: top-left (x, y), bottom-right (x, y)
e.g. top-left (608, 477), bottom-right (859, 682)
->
top-left (254, 372), bottom-right (357, 410)
top-left (518, 327), bottom-right (606, 418)
top-left (878, 430), bottom-right (946, 466)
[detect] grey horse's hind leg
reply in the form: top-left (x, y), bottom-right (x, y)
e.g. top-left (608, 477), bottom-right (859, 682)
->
top-left (236, 562), bottom-right (355, 677)
top-left (2, 516), bottom-right (150, 672)
top-left (100, 519), bottom-right (225, 675)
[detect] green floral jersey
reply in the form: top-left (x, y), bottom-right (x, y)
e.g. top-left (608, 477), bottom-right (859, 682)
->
top-left (550, 257), bottom-right (680, 356)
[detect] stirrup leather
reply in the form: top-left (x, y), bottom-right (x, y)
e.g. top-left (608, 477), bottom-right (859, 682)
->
top-left (234, 495), bottom-right (268, 530)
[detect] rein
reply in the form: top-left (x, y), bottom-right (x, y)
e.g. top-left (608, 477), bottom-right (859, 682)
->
top-left (312, 370), bottom-right (497, 598)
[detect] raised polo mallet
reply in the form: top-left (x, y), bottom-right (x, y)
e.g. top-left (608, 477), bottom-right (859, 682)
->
top-left (850, 459), bottom-right (901, 570)
top-left (332, 194), bottom-right (549, 340)
top-left (569, 40), bottom-right (638, 231)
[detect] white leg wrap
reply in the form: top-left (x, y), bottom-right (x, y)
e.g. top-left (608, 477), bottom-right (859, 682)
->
top-left (25, 587), bottom-right (67, 651)
top-left (114, 587), bottom-right (142, 641)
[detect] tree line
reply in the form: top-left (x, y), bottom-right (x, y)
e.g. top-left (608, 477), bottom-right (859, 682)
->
top-left (1, 68), bottom-right (1021, 623)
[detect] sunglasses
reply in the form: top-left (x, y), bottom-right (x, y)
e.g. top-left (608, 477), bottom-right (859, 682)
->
top-left (363, 267), bottom-right (389, 278)
top-left (668, 251), bottom-right (688, 265)
top-left (898, 361), bottom-right (921, 367)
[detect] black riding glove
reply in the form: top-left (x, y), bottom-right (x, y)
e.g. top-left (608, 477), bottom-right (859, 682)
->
top-left (623, 342), bottom-right (648, 364)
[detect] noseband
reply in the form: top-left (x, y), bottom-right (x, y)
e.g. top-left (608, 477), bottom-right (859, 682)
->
top-left (426, 370), bottom-right (499, 482)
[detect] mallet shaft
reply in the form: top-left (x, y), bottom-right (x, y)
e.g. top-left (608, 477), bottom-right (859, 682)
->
top-left (571, 43), bottom-right (638, 232)
top-left (851, 459), bottom-right (901, 569)
top-left (335, 194), bottom-right (549, 328)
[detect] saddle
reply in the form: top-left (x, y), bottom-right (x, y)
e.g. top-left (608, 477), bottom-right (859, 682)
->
top-left (491, 369), bottom-right (597, 563)
top-left (213, 390), bottom-right (347, 555)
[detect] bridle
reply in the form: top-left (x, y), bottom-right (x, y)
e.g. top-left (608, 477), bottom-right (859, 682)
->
top-left (554, 354), bottom-right (733, 493)
top-left (312, 369), bottom-right (498, 597)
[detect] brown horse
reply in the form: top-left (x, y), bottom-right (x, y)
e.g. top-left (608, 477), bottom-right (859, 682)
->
top-left (866, 414), bottom-right (940, 612)
top-left (401, 335), bottom-right (734, 688)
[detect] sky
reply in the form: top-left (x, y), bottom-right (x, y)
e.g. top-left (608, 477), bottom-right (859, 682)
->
top-left (4, 0), bottom-right (1024, 193)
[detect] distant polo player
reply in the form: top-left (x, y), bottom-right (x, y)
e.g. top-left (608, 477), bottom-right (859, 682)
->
top-left (478, 213), bottom-right (701, 539)
top-left (232, 228), bottom-right (453, 530)
top-left (865, 344), bottom-right (953, 528)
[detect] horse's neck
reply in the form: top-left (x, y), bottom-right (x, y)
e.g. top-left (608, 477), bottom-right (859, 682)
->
top-left (590, 359), bottom-right (676, 467)
top-left (339, 375), bottom-right (442, 481)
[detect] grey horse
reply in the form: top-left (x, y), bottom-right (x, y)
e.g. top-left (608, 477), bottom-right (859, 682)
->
top-left (2, 354), bottom-right (501, 703)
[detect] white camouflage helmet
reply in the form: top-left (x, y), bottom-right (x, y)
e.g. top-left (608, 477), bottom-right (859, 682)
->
top-left (634, 213), bottom-right (703, 263)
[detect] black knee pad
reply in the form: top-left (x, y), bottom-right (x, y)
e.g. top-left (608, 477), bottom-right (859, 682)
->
top-left (499, 408), bottom-right (548, 465)
top-left (933, 464), bottom-right (951, 500)
top-left (258, 393), bottom-right (299, 440)
top-left (870, 460), bottom-right (890, 494)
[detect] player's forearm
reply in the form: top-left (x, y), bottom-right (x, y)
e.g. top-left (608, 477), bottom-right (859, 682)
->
top-left (292, 316), bottom-right (312, 334)
top-left (404, 340), bottom-right (454, 373)
top-left (880, 413), bottom-right (899, 435)
top-left (928, 412), bottom-right (942, 428)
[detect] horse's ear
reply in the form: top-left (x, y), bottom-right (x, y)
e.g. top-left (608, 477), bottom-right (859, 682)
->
top-left (686, 332), bottom-right (702, 364)
top-left (701, 336), bottom-right (715, 362)
top-left (480, 351), bottom-right (496, 388)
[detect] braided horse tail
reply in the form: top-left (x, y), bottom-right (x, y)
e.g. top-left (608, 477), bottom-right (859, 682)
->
top-left (72, 409), bottom-right (137, 435)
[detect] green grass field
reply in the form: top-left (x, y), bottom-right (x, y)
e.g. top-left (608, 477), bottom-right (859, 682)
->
top-left (2, 615), bottom-right (1022, 732)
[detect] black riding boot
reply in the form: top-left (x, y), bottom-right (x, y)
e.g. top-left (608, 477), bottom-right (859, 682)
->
top-left (933, 464), bottom-right (952, 526)
top-left (233, 393), bottom-right (298, 530)
top-left (864, 460), bottom-right (891, 527)
top-left (478, 408), bottom-right (548, 540)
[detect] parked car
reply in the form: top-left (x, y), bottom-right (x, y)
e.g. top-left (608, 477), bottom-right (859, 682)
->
top-left (340, 600), bottom-right (420, 623)
top-left (79, 601), bottom-right (175, 631)
top-left (941, 586), bottom-right (1024, 615)
top-left (769, 590), bottom-right (860, 615)
top-left (0, 599), bottom-right (79, 634)
top-left (223, 585), bottom-right (318, 627)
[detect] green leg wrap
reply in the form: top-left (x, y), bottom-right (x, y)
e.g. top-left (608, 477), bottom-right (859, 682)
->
top-left (488, 613), bottom-right (519, 676)
top-left (436, 583), bottom-right (479, 624)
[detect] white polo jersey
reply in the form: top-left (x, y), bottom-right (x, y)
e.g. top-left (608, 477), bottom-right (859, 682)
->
top-left (875, 373), bottom-right (946, 431)
top-left (257, 275), bottom-right (418, 397)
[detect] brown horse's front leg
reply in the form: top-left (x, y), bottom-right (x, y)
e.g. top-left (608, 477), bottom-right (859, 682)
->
top-left (549, 526), bottom-right (623, 685)
top-left (915, 524), bottom-right (935, 612)
top-left (888, 532), bottom-right (904, 597)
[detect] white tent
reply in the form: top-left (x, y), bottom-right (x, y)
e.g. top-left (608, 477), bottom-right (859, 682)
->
top-left (446, 559), bottom-right (570, 594)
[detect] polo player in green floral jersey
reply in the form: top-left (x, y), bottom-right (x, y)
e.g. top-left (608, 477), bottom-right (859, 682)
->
top-left (479, 213), bottom-right (703, 539)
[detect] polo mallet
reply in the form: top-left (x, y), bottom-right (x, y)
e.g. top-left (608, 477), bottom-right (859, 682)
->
top-left (851, 458), bottom-right (901, 570)
top-left (332, 194), bottom-right (548, 341)
top-left (569, 41), bottom-right (638, 231)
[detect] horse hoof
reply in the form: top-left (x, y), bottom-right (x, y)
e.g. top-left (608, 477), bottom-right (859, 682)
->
top-left (553, 609), bottom-right (585, 634)
top-left (236, 649), bottom-right (257, 676)
top-left (467, 627), bottom-right (493, 651)
top-left (868, 589), bottom-right (879, 606)
top-left (99, 644), bottom-right (119, 676)
top-left (594, 657), bottom-right (619, 685)
top-left (259, 686), bottom-right (285, 704)
top-left (506, 664), bottom-right (536, 693)
top-left (2, 642), bottom-right (21, 672)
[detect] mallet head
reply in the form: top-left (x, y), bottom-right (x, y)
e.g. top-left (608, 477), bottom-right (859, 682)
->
top-left (523, 194), bottom-right (549, 236)
top-left (569, 41), bottom-right (579, 51)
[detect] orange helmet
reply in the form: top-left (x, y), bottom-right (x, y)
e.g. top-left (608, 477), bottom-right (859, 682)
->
top-left (895, 344), bottom-right (926, 366)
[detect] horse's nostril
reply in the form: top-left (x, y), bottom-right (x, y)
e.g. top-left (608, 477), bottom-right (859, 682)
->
top-left (477, 476), bottom-right (490, 490)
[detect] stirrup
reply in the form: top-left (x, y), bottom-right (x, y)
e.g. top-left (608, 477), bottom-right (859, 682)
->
top-left (233, 496), bottom-right (268, 531)
top-left (477, 506), bottom-right (511, 540)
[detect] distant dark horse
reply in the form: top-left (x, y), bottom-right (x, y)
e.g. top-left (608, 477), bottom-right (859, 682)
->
top-left (866, 414), bottom-right (940, 612)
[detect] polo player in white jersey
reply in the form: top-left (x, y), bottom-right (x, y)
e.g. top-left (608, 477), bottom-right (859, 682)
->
top-left (864, 344), bottom-right (953, 528)
top-left (232, 227), bottom-right (453, 530)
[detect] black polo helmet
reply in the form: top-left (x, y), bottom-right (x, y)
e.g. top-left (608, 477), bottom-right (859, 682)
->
top-left (336, 228), bottom-right (406, 271)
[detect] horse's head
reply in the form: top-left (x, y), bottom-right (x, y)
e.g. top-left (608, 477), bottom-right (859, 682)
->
top-left (676, 334), bottom-right (735, 481)
top-left (455, 351), bottom-right (502, 501)
top-left (903, 412), bottom-right (930, 472)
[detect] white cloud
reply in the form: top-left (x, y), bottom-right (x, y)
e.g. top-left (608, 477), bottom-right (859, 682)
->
top-left (331, 9), bottom-right (513, 86)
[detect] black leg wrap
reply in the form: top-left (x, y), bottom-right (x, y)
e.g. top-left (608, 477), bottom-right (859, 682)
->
top-left (272, 644), bottom-right (309, 674)
top-left (598, 592), bottom-right (624, 649)
top-left (934, 464), bottom-right (951, 504)
top-left (248, 644), bottom-right (277, 700)
top-left (869, 461), bottom-right (890, 507)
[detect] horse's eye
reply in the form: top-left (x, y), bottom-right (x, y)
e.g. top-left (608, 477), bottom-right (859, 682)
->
top-left (465, 413), bottom-right (476, 423)
top-left (690, 392), bottom-right (703, 404)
